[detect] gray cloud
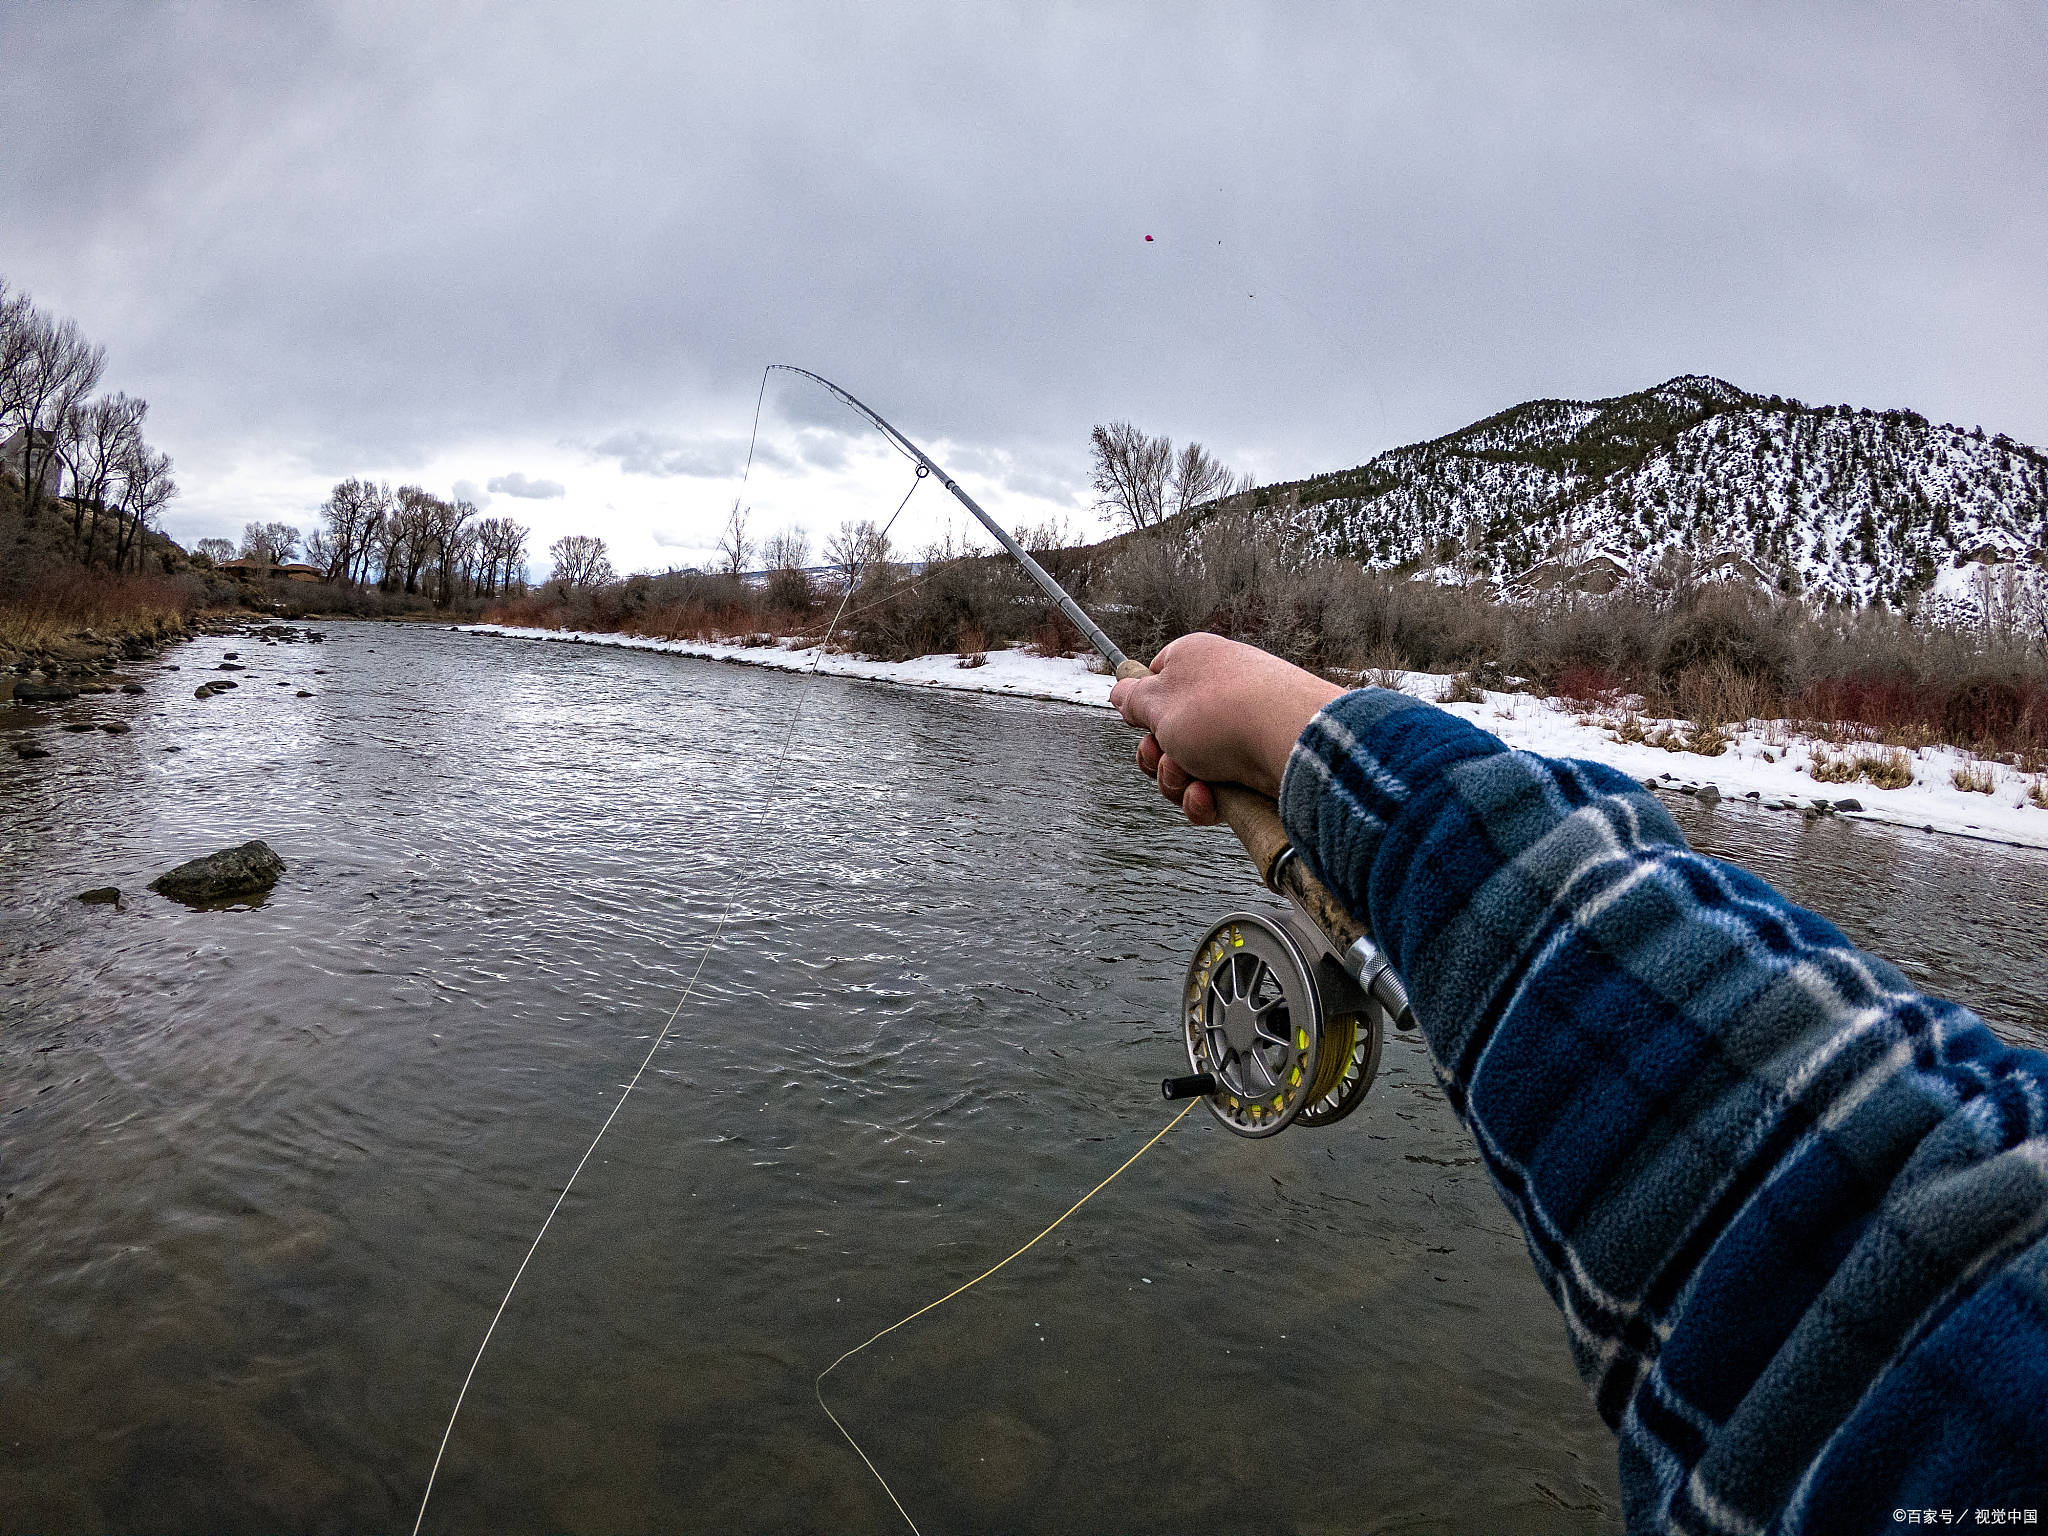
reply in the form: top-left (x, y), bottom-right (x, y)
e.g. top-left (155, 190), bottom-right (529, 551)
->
top-left (487, 472), bottom-right (565, 499)
top-left (1, 2), bottom-right (2043, 549)
top-left (589, 430), bottom-right (757, 479)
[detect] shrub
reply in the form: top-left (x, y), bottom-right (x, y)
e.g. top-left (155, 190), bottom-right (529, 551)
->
top-left (1952, 763), bottom-right (1996, 795)
top-left (0, 562), bottom-right (204, 650)
top-left (1436, 672), bottom-right (1485, 704)
top-left (1856, 748), bottom-right (1915, 790)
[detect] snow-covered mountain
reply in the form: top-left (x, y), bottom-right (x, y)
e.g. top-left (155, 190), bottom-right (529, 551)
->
top-left (1262, 376), bottom-right (2047, 614)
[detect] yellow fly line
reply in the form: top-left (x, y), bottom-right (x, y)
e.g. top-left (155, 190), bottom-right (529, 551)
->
top-left (814, 1100), bottom-right (1199, 1535)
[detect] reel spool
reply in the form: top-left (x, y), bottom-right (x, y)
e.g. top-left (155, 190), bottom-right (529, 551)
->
top-left (1168, 910), bottom-right (1386, 1137)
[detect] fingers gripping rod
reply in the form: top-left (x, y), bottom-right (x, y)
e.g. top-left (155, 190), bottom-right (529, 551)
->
top-left (774, 365), bottom-right (1411, 1031)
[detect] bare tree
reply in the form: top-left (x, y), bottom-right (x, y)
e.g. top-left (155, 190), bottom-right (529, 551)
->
top-left (1169, 440), bottom-right (1245, 516)
top-left (429, 497), bottom-right (478, 606)
top-left (824, 518), bottom-right (891, 587)
top-left (65, 393), bottom-right (146, 563)
top-left (317, 477), bottom-right (390, 585)
top-left (0, 303), bottom-right (105, 524)
top-left (763, 524), bottom-right (810, 571)
top-left (473, 516), bottom-right (530, 596)
top-left (112, 446), bottom-right (174, 571)
top-left (240, 520), bottom-right (302, 565)
top-left (386, 486), bottom-right (447, 593)
top-left (548, 533), bottom-right (613, 589)
top-left (717, 502), bottom-right (753, 576)
top-left (1089, 422), bottom-right (1247, 533)
top-left (195, 537), bottom-right (235, 566)
top-left (1089, 421), bottom-right (1172, 532)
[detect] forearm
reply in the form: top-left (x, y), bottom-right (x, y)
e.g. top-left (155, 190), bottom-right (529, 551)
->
top-left (1279, 688), bottom-right (2048, 1528)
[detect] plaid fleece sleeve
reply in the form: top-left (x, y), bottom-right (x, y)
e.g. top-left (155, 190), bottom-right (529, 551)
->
top-left (1277, 687), bottom-right (2048, 1532)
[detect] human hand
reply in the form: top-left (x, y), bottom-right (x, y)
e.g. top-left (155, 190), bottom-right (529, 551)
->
top-left (1108, 633), bottom-right (1344, 825)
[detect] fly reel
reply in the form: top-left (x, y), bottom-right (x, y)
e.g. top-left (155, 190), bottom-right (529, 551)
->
top-left (1162, 909), bottom-right (1392, 1137)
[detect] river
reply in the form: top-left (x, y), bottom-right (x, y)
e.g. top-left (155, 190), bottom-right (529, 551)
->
top-left (3, 621), bottom-right (2042, 1534)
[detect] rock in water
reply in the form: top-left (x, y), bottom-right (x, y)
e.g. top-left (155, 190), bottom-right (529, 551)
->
top-left (12, 681), bottom-right (79, 703)
top-left (1832, 797), bottom-right (1863, 813)
top-left (1696, 784), bottom-right (1721, 807)
top-left (76, 887), bottom-right (121, 906)
top-left (149, 841), bottom-right (286, 905)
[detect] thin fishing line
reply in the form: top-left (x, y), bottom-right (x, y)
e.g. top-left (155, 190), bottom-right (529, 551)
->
top-left (731, 366), bottom-right (772, 521)
top-left (816, 1099), bottom-right (1198, 1535)
top-left (413, 430), bottom-right (926, 1535)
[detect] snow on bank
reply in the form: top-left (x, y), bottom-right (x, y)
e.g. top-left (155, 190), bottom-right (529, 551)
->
top-left (459, 624), bottom-right (2048, 853)
top-left (459, 623), bottom-right (1116, 706)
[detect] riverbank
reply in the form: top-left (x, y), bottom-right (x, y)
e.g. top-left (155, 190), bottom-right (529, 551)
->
top-left (460, 623), bottom-right (2048, 851)
top-left (0, 609), bottom-right (235, 706)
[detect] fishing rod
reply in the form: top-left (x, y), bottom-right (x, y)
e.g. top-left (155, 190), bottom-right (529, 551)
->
top-left (779, 365), bottom-right (1416, 1137)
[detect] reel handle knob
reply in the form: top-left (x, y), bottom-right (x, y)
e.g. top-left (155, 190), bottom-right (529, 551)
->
top-left (1161, 1072), bottom-right (1218, 1102)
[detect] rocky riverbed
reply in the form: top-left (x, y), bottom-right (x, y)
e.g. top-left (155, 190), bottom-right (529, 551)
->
top-left (2, 616), bottom-right (327, 755)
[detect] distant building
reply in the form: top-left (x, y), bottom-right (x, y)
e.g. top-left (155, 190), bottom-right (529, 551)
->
top-left (217, 557), bottom-right (322, 583)
top-left (0, 427), bottom-right (65, 499)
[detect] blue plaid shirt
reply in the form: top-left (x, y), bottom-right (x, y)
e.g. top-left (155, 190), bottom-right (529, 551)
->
top-left (1278, 688), bottom-right (2048, 1531)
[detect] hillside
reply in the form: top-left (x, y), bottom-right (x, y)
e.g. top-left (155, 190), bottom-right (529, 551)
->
top-left (1257, 376), bottom-right (2048, 615)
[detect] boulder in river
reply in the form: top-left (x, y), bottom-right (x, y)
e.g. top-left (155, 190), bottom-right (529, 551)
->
top-left (16, 744), bottom-right (50, 759)
top-left (13, 681), bottom-right (79, 704)
top-left (76, 887), bottom-right (121, 906)
top-left (99, 721), bottom-right (131, 734)
top-left (149, 841), bottom-right (286, 905)
top-left (1832, 797), bottom-right (1863, 813)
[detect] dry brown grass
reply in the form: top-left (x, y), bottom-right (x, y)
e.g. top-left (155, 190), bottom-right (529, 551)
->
top-left (1644, 722), bottom-right (1732, 757)
top-left (0, 566), bottom-right (200, 651)
top-left (1952, 763), bottom-right (1997, 795)
top-left (1365, 666), bottom-right (1406, 693)
top-left (1812, 746), bottom-right (1914, 789)
top-left (2028, 779), bottom-right (2048, 810)
top-left (1437, 672), bottom-right (1486, 704)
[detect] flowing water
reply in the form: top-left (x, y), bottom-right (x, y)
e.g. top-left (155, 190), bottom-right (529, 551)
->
top-left (2, 622), bottom-right (2042, 1534)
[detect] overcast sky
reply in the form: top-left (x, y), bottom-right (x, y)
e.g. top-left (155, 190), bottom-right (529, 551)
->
top-left (3, 2), bottom-right (2043, 574)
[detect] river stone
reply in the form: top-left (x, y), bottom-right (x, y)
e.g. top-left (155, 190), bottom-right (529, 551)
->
top-left (99, 721), bottom-right (131, 734)
top-left (16, 744), bottom-right (50, 759)
top-left (1696, 784), bottom-right (1721, 806)
top-left (64, 721), bottom-right (97, 732)
top-left (149, 841), bottom-right (286, 905)
top-left (76, 887), bottom-right (121, 906)
top-left (1833, 797), bottom-right (1863, 812)
top-left (13, 681), bottom-right (79, 703)
top-left (121, 683), bottom-right (145, 694)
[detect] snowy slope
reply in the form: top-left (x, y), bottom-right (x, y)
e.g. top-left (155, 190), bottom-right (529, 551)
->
top-left (1274, 376), bottom-right (2047, 611)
